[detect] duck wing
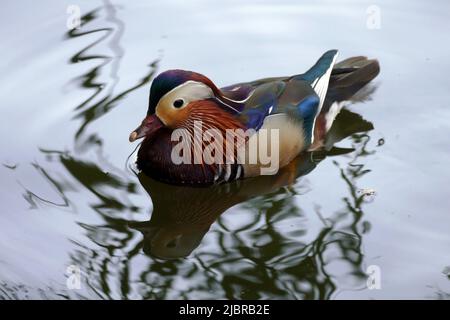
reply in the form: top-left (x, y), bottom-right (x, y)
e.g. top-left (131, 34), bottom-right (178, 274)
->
top-left (217, 50), bottom-right (339, 143)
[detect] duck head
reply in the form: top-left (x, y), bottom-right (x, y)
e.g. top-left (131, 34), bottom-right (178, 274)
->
top-left (129, 69), bottom-right (243, 142)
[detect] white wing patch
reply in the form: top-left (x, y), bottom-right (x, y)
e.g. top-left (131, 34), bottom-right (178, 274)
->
top-left (311, 52), bottom-right (338, 115)
top-left (325, 101), bottom-right (346, 132)
top-left (310, 52), bottom-right (338, 144)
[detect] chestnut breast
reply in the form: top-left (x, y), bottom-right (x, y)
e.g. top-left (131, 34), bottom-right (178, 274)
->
top-left (136, 128), bottom-right (242, 186)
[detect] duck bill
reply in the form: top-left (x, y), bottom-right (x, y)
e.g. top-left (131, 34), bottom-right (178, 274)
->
top-left (129, 114), bottom-right (163, 142)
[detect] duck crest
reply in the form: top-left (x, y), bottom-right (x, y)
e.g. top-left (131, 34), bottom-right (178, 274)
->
top-left (148, 69), bottom-right (246, 116)
top-left (148, 70), bottom-right (220, 114)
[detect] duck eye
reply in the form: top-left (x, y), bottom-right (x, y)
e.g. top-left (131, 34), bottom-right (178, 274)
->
top-left (173, 99), bottom-right (184, 108)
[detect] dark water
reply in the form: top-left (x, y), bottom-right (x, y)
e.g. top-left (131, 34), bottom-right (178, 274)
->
top-left (1, 0), bottom-right (449, 299)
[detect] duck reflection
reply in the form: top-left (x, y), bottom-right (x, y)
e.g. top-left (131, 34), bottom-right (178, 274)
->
top-left (130, 108), bottom-right (373, 260)
top-left (132, 153), bottom-right (314, 259)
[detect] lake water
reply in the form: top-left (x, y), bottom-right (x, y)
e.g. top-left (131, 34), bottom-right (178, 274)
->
top-left (0, 0), bottom-right (449, 299)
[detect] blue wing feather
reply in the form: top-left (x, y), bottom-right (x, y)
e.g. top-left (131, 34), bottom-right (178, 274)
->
top-left (298, 95), bottom-right (320, 145)
top-left (298, 95), bottom-right (320, 119)
top-left (238, 81), bottom-right (285, 130)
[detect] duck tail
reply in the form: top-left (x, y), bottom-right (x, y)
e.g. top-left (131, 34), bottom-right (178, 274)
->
top-left (329, 56), bottom-right (380, 102)
top-left (311, 56), bottom-right (380, 148)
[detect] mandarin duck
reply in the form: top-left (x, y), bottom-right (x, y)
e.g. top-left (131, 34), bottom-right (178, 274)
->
top-left (130, 50), bottom-right (379, 186)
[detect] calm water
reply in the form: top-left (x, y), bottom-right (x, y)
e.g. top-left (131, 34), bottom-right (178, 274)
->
top-left (1, 0), bottom-right (449, 299)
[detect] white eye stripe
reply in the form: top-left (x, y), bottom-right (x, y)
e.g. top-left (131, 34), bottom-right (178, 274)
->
top-left (157, 81), bottom-right (214, 110)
